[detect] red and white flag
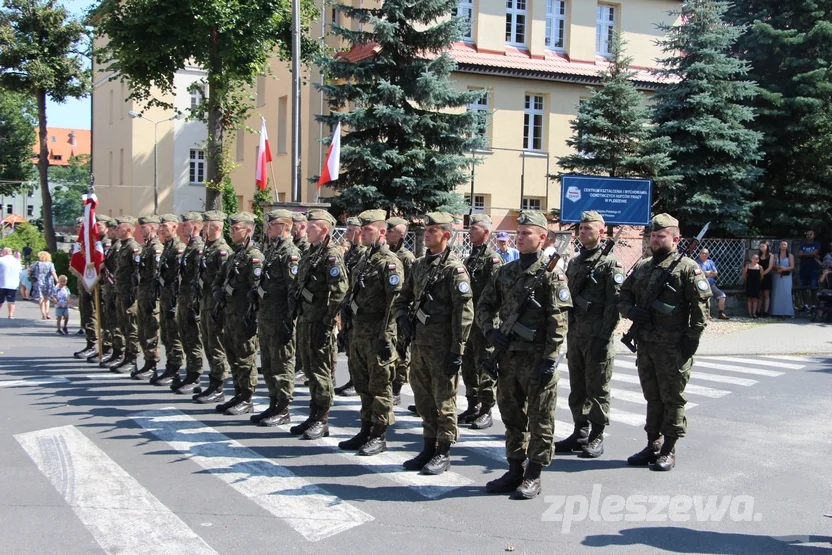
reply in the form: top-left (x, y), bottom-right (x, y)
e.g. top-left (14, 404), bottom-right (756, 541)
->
top-left (255, 117), bottom-right (272, 191)
top-left (70, 194), bottom-right (105, 292)
top-left (318, 121), bottom-right (341, 188)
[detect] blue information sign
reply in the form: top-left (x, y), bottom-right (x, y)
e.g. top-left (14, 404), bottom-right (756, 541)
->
top-left (560, 175), bottom-right (652, 226)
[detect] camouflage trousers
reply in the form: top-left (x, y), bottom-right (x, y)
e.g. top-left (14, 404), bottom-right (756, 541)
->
top-left (176, 297), bottom-right (203, 374)
top-left (297, 321), bottom-right (336, 411)
top-left (461, 323), bottom-right (496, 408)
top-left (199, 296), bottom-right (228, 382)
top-left (392, 330), bottom-right (410, 389)
top-left (115, 289), bottom-right (139, 358)
top-left (496, 349), bottom-right (559, 466)
top-left (101, 284), bottom-right (122, 352)
top-left (159, 294), bottom-right (182, 366)
top-left (220, 302), bottom-right (259, 393)
top-left (78, 285), bottom-right (96, 342)
top-left (411, 335), bottom-right (459, 444)
top-left (348, 323), bottom-right (395, 427)
top-left (566, 334), bottom-right (613, 426)
top-left (258, 317), bottom-right (295, 402)
top-left (636, 340), bottom-right (692, 438)
top-left (137, 290), bottom-right (160, 362)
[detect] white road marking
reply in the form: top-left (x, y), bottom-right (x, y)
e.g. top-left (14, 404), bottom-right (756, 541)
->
top-left (615, 359), bottom-right (757, 386)
top-left (764, 355), bottom-right (829, 364)
top-left (131, 408), bottom-right (373, 542)
top-left (696, 358), bottom-right (785, 376)
top-left (558, 380), bottom-right (698, 409)
top-left (556, 397), bottom-right (644, 426)
top-left (561, 367), bottom-right (731, 398)
top-left (707, 356), bottom-right (801, 371)
top-left (0, 377), bottom-right (69, 387)
top-left (15, 425), bottom-right (217, 555)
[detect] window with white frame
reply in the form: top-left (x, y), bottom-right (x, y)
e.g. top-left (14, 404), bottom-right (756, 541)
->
top-left (464, 194), bottom-right (486, 212)
top-left (457, 0), bottom-right (474, 41)
top-left (546, 0), bottom-right (566, 51)
top-left (505, 0), bottom-right (527, 46)
top-left (27, 205), bottom-right (34, 217)
top-left (468, 89), bottom-right (490, 145)
top-left (521, 197), bottom-right (542, 211)
top-left (190, 85), bottom-right (207, 111)
top-left (523, 94), bottom-right (545, 151)
top-left (596, 4), bottom-right (616, 56)
top-left (189, 149), bottom-right (206, 184)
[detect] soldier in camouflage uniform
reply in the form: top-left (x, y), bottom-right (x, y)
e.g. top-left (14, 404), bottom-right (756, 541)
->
top-left (477, 211), bottom-right (572, 499)
top-left (211, 212), bottom-right (264, 415)
top-left (193, 211), bottom-right (231, 404)
top-left (108, 216), bottom-right (141, 375)
top-left (150, 214), bottom-right (185, 386)
top-left (132, 215), bottom-right (163, 380)
top-left (337, 209), bottom-right (402, 456)
top-left (335, 216), bottom-right (367, 396)
top-left (288, 209), bottom-right (348, 440)
top-left (618, 213), bottom-right (711, 472)
top-left (555, 211), bottom-right (624, 459)
top-left (79, 214), bottom-right (113, 364)
top-left (391, 212), bottom-right (473, 476)
top-left (386, 217), bottom-right (416, 406)
top-left (98, 218), bottom-right (123, 367)
top-left (173, 212), bottom-right (206, 395)
top-left (250, 209), bottom-right (300, 427)
top-left (291, 212), bottom-right (310, 383)
top-left (460, 214), bottom-right (502, 429)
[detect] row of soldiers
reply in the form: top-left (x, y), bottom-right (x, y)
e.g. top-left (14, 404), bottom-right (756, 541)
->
top-left (71, 207), bottom-right (710, 499)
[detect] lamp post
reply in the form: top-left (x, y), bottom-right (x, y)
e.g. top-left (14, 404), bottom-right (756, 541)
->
top-left (128, 110), bottom-right (185, 214)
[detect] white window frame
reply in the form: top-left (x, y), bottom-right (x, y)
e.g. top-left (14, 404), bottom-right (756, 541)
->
top-left (468, 89), bottom-right (490, 146)
top-left (190, 85), bottom-right (207, 111)
top-left (546, 0), bottom-right (566, 51)
top-left (596, 3), bottom-right (616, 56)
top-left (523, 94), bottom-right (545, 151)
top-left (189, 149), bottom-right (206, 184)
top-left (465, 194), bottom-right (486, 212)
top-left (521, 197), bottom-right (542, 211)
top-left (457, 0), bottom-right (474, 42)
top-left (506, 0), bottom-right (528, 47)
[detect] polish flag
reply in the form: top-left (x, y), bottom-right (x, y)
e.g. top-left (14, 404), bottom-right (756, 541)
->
top-left (255, 117), bottom-right (272, 190)
top-left (70, 194), bottom-right (105, 292)
top-left (318, 121), bottom-right (341, 188)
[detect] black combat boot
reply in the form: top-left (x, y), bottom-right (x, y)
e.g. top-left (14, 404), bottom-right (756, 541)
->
top-left (486, 459), bottom-right (526, 494)
top-left (260, 398), bottom-right (291, 427)
top-left (407, 404), bottom-right (419, 415)
top-left (334, 379), bottom-right (356, 397)
top-left (133, 360), bottom-right (157, 380)
top-left (302, 408), bottom-right (330, 440)
top-left (106, 351), bottom-right (126, 369)
top-left (471, 406), bottom-right (493, 430)
top-left (627, 434), bottom-right (663, 466)
top-left (421, 441), bottom-right (452, 475)
top-left (112, 356), bottom-right (137, 375)
top-left (174, 372), bottom-right (201, 395)
top-left (338, 422), bottom-right (372, 451)
top-left (512, 461), bottom-right (543, 499)
top-left (73, 341), bottom-right (96, 360)
top-left (392, 383), bottom-right (402, 406)
top-left (101, 349), bottom-right (121, 368)
top-left (651, 436), bottom-right (677, 472)
top-left (579, 423), bottom-right (605, 459)
top-left (96, 349), bottom-right (114, 366)
top-left (251, 397), bottom-right (277, 424)
top-left (86, 348), bottom-right (107, 363)
top-left (216, 386), bottom-right (242, 413)
top-left (194, 379), bottom-right (224, 403)
top-left (458, 396), bottom-right (481, 424)
top-left (289, 401), bottom-right (318, 435)
top-left (554, 422), bottom-right (590, 453)
top-left (358, 424), bottom-right (387, 456)
top-left (169, 372), bottom-right (183, 391)
top-left (225, 389), bottom-right (254, 415)
top-left (149, 363), bottom-right (178, 385)
top-left (403, 438), bottom-right (437, 471)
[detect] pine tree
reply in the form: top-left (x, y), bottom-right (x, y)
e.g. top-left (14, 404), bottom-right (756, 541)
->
top-left (652, 0), bottom-right (763, 236)
top-left (725, 0), bottom-right (832, 237)
top-left (556, 35), bottom-right (674, 192)
top-left (315, 0), bottom-right (485, 217)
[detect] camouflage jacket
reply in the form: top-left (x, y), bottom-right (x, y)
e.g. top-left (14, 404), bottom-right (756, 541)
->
top-left (391, 243), bottom-right (416, 278)
top-left (290, 240), bottom-right (348, 323)
top-left (347, 243), bottom-right (402, 342)
top-left (344, 242), bottom-right (367, 279)
top-left (199, 238), bottom-right (230, 299)
top-left (138, 236), bottom-right (163, 296)
top-left (566, 247), bottom-right (624, 339)
top-left (259, 237), bottom-right (300, 320)
top-left (464, 243), bottom-right (502, 307)
top-left (212, 240), bottom-right (264, 305)
top-left (102, 238), bottom-right (121, 287)
top-left (178, 236), bottom-right (204, 306)
top-left (114, 237), bottom-right (141, 294)
top-left (294, 235), bottom-right (310, 256)
top-left (158, 237), bottom-right (184, 300)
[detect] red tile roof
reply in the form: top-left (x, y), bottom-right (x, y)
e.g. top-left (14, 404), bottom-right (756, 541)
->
top-left (32, 128), bottom-right (91, 166)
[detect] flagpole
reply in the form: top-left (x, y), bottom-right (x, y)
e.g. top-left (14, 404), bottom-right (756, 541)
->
top-left (269, 161), bottom-right (279, 203)
top-left (94, 283), bottom-right (102, 358)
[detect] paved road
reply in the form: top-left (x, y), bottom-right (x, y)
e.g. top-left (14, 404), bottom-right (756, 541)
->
top-left (1, 312), bottom-right (831, 554)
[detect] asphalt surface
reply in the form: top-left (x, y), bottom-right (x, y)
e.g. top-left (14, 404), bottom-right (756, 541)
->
top-left (1, 307), bottom-right (831, 555)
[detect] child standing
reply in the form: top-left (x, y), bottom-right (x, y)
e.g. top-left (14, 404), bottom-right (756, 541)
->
top-left (52, 275), bottom-right (70, 334)
top-left (744, 254), bottom-right (762, 318)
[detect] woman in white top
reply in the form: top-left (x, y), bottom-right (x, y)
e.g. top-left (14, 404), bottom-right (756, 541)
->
top-left (770, 240), bottom-right (795, 318)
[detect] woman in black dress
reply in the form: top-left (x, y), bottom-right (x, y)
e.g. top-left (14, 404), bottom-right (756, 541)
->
top-left (744, 254), bottom-right (763, 318)
top-left (758, 241), bottom-right (773, 316)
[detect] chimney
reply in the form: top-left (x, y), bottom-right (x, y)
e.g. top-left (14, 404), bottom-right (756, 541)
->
top-left (69, 131), bottom-right (76, 147)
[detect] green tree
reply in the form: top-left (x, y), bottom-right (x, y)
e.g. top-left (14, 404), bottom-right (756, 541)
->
top-left (50, 154), bottom-right (91, 227)
top-left (652, 0), bottom-right (763, 236)
top-left (0, 0), bottom-right (90, 252)
top-left (725, 1), bottom-right (832, 237)
top-left (94, 0), bottom-right (321, 212)
top-left (221, 177), bottom-right (239, 245)
top-left (0, 88), bottom-right (37, 193)
top-left (554, 35), bottom-right (675, 197)
top-left (0, 221), bottom-right (46, 253)
top-left (315, 0), bottom-right (485, 217)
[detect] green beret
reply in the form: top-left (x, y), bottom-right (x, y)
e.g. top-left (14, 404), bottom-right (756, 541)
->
top-left (95, 213), bottom-right (110, 222)
top-left (424, 212), bottom-right (455, 226)
top-left (203, 210), bottom-right (227, 222)
top-left (291, 212), bottom-right (307, 223)
top-left (228, 211), bottom-right (257, 225)
top-left (307, 209), bottom-right (337, 227)
top-left (345, 216), bottom-right (361, 227)
top-left (651, 213), bottom-right (679, 231)
top-left (580, 210), bottom-right (604, 224)
top-left (469, 214), bottom-right (492, 226)
top-left (267, 209), bottom-right (294, 223)
top-left (159, 214), bottom-right (179, 223)
top-left (386, 217), bottom-right (408, 228)
top-left (181, 211), bottom-right (203, 222)
top-left (117, 216), bottom-right (137, 225)
top-left (357, 209), bottom-right (386, 226)
top-left (517, 210), bottom-right (548, 229)
top-left (106, 218), bottom-right (118, 228)
top-left (138, 215), bottom-right (161, 225)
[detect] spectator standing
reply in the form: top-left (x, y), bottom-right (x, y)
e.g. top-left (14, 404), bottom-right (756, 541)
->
top-left (771, 240), bottom-right (795, 318)
top-left (696, 248), bottom-right (729, 320)
top-left (30, 251), bottom-right (58, 320)
top-left (757, 241), bottom-right (773, 317)
top-left (52, 275), bottom-right (70, 334)
top-left (495, 231), bottom-right (519, 264)
top-left (797, 229), bottom-right (822, 311)
top-left (18, 264), bottom-right (31, 300)
top-left (0, 247), bottom-right (22, 318)
top-left (743, 254), bottom-right (762, 318)
top-left (22, 245), bottom-right (32, 265)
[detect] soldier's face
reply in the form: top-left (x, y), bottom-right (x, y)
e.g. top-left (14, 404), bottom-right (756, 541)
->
top-left (650, 228), bottom-right (679, 256)
top-left (181, 221), bottom-right (194, 237)
top-left (292, 222), bottom-right (306, 238)
top-left (229, 223), bottom-right (250, 245)
top-left (107, 227), bottom-right (118, 239)
top-left (516, 224), bottom-right (545, 254)
top-left (360, 223), bottom-right (384, 247)
top-left (469, 223), bottom-right (487, 245)
top-left (307, 221), bottom-right (326, 244)
top-left (267, 219), bottom-right (287, 239)
top-left (117, 223), bottom-right (132, 239)
top-left (95, 222), bottom-right (107, 237)
top-left (207, 221), bottom-right (223, 239)
top-left (347, 225), bottom-right (360, 242)
top-left (578, 222), bottom-right (603, 248)
top-left (159, 222), bottom-right (176, 241)
top-left (386, 226), bottom-right (402, 245)
top-left (423, 224), bottom-right (449, 251)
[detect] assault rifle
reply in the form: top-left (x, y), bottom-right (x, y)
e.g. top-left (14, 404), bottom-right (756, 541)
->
top-left (290, 234), bottom-right (331, 320)
top-left (571, 227), bottom-right (624, 311)
top-left (212, 236), bottom-right (251, 324)
top-left (398, 246), bottom-right (451, 356)
top-left (341, 248), bottom-right (373, 343)
top-left (481, 250), bottom-right (561, 379)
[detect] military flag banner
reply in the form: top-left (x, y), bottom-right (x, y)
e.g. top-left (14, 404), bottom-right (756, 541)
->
top-left (317, 121), bottom-right (341, 188)
top-left (70, 193), bottom-right (105, 292)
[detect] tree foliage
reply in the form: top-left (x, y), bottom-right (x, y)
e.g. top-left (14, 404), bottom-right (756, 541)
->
top-left (0, 221), bottom-right (46, 253)
top-left (316, 0), bottom-right (485, 217)
top-left (50, 154), bottom-right (91, 227)
top-left (0, 88), bottom-right (37, 192)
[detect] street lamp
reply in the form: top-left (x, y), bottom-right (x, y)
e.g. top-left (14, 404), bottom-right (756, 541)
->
top-left (128, 110), bottom-right (185, 214)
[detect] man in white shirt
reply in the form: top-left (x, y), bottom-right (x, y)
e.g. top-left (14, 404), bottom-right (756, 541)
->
top-left (0, 247), bottom-right (23, 318)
